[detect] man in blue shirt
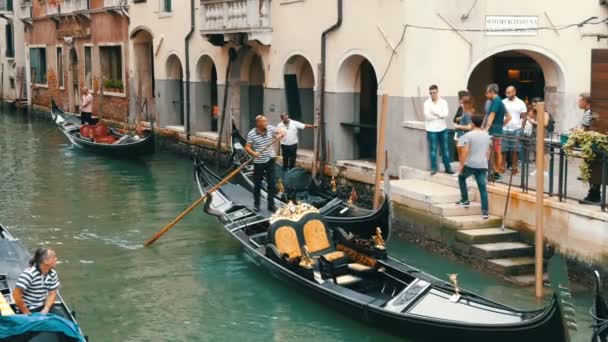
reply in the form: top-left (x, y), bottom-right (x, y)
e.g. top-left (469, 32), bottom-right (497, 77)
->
top-left (483, 84), bottom-right (510, 180)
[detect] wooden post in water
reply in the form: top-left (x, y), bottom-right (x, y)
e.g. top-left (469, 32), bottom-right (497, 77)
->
top-left (535, 102), bottom-right (545, 299)
top-left (373, 94), bottom-right (389, 209)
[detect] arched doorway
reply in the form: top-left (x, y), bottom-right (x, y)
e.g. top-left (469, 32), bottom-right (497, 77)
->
top-left (131, 28), bottom-right (155, 121)
top-left (336, 55), bottom-right (378, 160)
top-left (165, 54), bottom-right (184, 126)
top-left (248, 55), bottom-right (265, 130)
top-left (466, 48), bottom-right (566, 129)
top-left (283, 55), bottom-right (315, 149)
top-left (69, 48), bottom-right (79, 113)
top-left (195, 55), bottom-right (219, 132)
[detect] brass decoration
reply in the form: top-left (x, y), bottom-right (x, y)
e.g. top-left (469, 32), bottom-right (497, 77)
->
top-left (373, 227), bottom-right (386, 250)
top-left (330, 177), bottom-right (337, 193)
top-left (277, 178), bottom-right (285, 194)
top-left (299, 245), bottom-right (314, 269)
top-left (348, 187), bottom-right (359, 205)
top-left (448, 273), bottom-right (461, 303)
top-left (270, 201), bottom-right (319, 224)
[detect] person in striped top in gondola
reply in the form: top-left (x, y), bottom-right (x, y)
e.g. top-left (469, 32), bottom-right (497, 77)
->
top-left (13, 247), bottom-right (60, 314)
top-left (245, 115), bottom-right (285, 213)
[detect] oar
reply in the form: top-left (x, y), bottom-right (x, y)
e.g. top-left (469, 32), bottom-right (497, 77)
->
top-left (32, 126), bottom-right (58, 141)
top-left (144, 136), bottom-right (280, 247)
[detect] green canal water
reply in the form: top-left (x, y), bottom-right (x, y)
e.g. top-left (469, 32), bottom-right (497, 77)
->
top-left (0, 108), bottom-right (595, 341)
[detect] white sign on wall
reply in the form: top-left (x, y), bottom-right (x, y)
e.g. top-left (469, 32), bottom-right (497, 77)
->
top-left (485, 16), bottom-right (539, 36)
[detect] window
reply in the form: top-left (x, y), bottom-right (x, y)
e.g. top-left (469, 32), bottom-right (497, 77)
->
top-left (30, 47), bottom-right (47, 85)
top-left (162, 0), bottom-right (171, 12)
top-left (56, 46), bottom-right (63, 88)
top-left (5, 24), bottom-right (14, 58)
top-left (84, 46), bottom-right (92, 89)
top-left (100, 45), bottom-right (123, 92)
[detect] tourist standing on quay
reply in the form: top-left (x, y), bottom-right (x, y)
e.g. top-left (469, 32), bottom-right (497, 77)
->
top-left (502, 86), bottom-right (527, 175)
top-left (276, 112), bottom-right (316, 171)
top-left (12, 247), bottom-right (60, 314)
top-left (453, 93), bottom-right (474, 162)
top-left (527, 98), bottom-right (550, 177)
top-left (456, 114), bottom-right (492, 219)
top-left (245, 115), bottom-right (284, 212)
top-left (483, 84), bottom-right (509, 181)
top-left (453, 90), bottom-right (471, 162)
top-left (577, 93), bottom-right (602, 204)
top-left (81, 88), bottom-right (94, 125)
top-left (424, 85), bottom-right (454, 175)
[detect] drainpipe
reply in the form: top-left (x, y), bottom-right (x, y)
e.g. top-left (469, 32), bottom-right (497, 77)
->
top-left (319, 0), bottom-right (342, 176)
top-left (184, 0), bottom-right (195, 139)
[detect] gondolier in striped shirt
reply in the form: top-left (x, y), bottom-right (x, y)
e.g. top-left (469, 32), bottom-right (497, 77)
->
top-left (12, 247), bottom-right (60, 314)
top-left (245, 115), bottom-right (284, 213)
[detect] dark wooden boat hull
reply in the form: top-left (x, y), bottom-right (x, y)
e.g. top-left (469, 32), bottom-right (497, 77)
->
top-left (50, 100), bottom-right (154, 158)
top-left (194, 161), bottom-right (569, 342)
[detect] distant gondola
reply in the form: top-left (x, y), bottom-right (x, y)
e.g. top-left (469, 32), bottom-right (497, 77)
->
top-left (228, 121), bottom-right (389, 240)
top-left (194, 158), bottom-right (570, 342)
top-left (50, 100), bottom-right (154, 157)
top-left (0, 224), bottom-right (86, 341)
top-left (591, 271), bottom-right (608, 341)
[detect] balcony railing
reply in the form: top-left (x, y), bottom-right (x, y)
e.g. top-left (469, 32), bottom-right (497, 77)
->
top-left (0, 0), bottom-right (14, 12)
top-left (104, 0), bottom-right (122, 8)
top-left (61, 0), bottom-right (88, 13)
top-left (18, 1), bottom-right (31, 20)
top-left (46, 2), bottom-right (59, 15)
top-left (201, 0), bottom-right (272, 44)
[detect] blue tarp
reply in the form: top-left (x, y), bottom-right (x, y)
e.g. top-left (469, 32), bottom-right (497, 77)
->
top-left (0, 313), bottom-right (85, 341)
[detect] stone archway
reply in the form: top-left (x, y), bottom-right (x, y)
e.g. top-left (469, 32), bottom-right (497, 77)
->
top-left (466, 47), bottom-right (567, 130)
top-left (336, 54), bottom-right (379, 160)
top-left (163, 54), bottom-right (184, 127)
top-left (194, 55), bottom-right (219, 133)
top-left (283, 54), bottom-right (315, 149)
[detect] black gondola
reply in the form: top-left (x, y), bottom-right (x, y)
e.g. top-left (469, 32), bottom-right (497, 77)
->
top-left (0, 224), bottom-right (86, 341)
top-left (50, 100), bottom-right (154, 157)
top-left (591, 271), bottom-right (608, 341)
top-left (194, 159), bottom-right (570, 342)
top-left (228, 122), bottom-right (389, 240)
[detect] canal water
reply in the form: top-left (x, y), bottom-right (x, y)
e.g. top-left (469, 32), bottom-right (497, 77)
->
top-left (0, 108), bottom-right (594, 341)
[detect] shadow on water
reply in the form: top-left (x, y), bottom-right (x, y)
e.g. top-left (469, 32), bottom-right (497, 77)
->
top-left (0, 107), bottom-right (594, 341)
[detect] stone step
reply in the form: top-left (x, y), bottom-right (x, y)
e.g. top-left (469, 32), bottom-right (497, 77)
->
top-left (507, 273), bottom-right (550, 287)
top-left (471, 242), bottom-right (534, 259)
top-left (455, 228), bottom-right (520, 244)
top-left (431, 202), bottom-right (482, 217)
top-left (390, 179), bottom-right (464, 204)
top-left (487, 257), bottom-right (541, 276)
top-left (443, 215), bottom-right (502, 230)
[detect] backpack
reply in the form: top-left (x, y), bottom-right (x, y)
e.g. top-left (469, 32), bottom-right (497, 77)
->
top-left (547, 113), bottom-right (556, 133)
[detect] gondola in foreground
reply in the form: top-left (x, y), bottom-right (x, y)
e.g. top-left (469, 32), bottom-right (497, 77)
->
top-left (591, 271), bottom-right (608, 341)
top-left (50, 100), bottom-right (154, 157)
top-left (0, 224), bottom-right (86, 341)
top-left (194, 159), bottom-right (570, 342)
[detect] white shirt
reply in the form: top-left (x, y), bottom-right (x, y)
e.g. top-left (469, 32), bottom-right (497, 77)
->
top-left (423, 97), bottom-right (449, 132)
top-left (277, 119), bottom-right (306, 145)
top-left (502, 97), bottom-right (527, 130)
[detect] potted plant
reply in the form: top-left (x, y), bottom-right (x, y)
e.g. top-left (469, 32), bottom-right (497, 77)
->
top-left (562, 130), bottom-right (608, 182)
top-left (103, 79), bottom-right (124, 93)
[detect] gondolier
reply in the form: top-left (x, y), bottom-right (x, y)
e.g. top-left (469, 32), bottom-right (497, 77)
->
top-left (12, 247), bottom-right (60, 314)
top-left (277, 113), bottom-right (316, 171)
top-left (80, 88), bottom-right (93, 125)
top-left (245, 115), bottom-right (284, 212)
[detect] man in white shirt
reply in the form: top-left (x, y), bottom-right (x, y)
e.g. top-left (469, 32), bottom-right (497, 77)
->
top-left (502, 86), bottom-right (525, 174)
top-left (424, 85), bottom-right (454, 175)
top-left (277, 112), bottom-right (316, 171)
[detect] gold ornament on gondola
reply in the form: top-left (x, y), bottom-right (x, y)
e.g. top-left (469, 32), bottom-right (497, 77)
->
top-left (330, 177), bottom-right (337, 193)
top-left (448, 273), bottom-right (461, 303)
top-left (373, 227), bottom-right (385, 250)
top-left (299, 245), bottom-right (314, 269)
top-left (277, 178), bottom-right (285, 194)
top-left (348, 187), bottom-right (358, 205)
top-left (270, 201), bottom-right (319, 224)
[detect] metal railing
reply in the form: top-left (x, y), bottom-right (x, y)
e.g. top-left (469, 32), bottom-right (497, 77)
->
top-left (103, 0), bottom-right (122, 8)
top-left (60, 0), bottom-right (88, 13)
top-left (488, 132), bottom-right (608, 211)
top-left (201, 0), bottom-right (271, 32)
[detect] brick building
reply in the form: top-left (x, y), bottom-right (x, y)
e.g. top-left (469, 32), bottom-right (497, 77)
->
top-left (22, 0), bottom-right (128, 122)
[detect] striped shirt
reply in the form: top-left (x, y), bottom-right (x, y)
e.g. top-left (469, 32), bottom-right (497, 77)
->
top-left (582, 109), bottom-right (598, 130)
top-left (247, 126), bottom-right (277, 164)
top-left (15, 266), bottom-right (60, 310)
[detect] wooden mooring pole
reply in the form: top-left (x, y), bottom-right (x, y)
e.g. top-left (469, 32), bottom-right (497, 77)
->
top-left (535, 102), bottom-right (546, 299)
top-left (373, 94), bottom-right (388, 209)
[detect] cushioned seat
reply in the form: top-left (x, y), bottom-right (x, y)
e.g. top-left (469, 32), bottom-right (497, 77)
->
top-left (273, 225), bottom-right (301, 260)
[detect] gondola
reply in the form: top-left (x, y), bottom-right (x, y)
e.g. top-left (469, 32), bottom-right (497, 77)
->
top-left (50, 100), bottom-right (154, 157)
top-left (194, 159), bottom-right (570, 341)
top-left (591, 271), bottom-right (608, 341)
top-left (0, 224), bottom-right (86, 341)
top-left (229, 121), bottom-right (390, 240)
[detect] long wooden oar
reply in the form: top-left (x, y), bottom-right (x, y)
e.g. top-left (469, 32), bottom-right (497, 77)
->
top-left (32, 126), bottom-right (59, 141)
top-left (144, 136), bottom-right (279, 247)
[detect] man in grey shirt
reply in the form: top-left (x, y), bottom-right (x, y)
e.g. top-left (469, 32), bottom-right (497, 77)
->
top-left (456, 114), bottom-right (492, 219)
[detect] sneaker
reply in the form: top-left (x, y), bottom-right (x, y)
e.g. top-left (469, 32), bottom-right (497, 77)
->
top-left (455, 199), bottom-right (470, 208)
top-left (482, 211), bottom-right (489, 219)
top-left (493, 173), bottom-right (502, 181)
top-left (445, 169), bottom-right (456, 175)
top-left (579, 197), bottom-right (601, 205)
top-left (430, 170), bottom-right (438, 176)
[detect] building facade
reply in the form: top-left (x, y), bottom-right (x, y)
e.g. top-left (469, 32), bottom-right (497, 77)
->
top-left (0, 0), bottom-right (26, 104)
top-left (22, 0), bottom-right (129, 122)
top-left (129, 0), bottom-right (608, 177)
